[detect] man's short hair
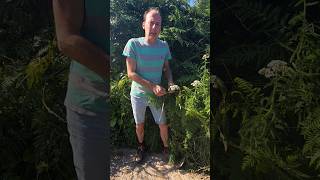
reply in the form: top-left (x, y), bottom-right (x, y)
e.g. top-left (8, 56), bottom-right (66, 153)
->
top-left (143, 7), bottom-right (161, 22)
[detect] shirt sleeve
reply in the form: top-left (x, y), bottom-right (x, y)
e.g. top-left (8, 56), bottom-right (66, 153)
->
top-left (164, 41), bottom-right (172, 61)
top-left (122, 39), bottom-right (137, 61)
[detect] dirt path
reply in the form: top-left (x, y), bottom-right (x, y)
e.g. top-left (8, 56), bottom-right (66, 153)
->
top-left (110, 148), bottom-right (210, 180)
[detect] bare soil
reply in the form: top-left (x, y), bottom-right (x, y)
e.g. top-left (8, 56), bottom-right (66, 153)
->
top-left (110, 148), bottom-right (210, 180)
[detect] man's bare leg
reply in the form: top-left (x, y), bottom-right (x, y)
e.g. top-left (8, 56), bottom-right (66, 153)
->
top-left (159, 124), bottom-right (168, 147)
top-left (136, 123), bottom-right (144, 143)
top-left (136, 123), bottom-right (145, 162)
top-left (159, 124), bottom-right (169, 163)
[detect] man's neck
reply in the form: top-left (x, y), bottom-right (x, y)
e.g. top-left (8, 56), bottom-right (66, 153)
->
top-left (144, 37), bottom-right (157, 45)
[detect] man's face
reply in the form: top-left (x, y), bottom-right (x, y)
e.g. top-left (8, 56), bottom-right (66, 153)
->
top-left (143, 10), bottom-right (162, 42)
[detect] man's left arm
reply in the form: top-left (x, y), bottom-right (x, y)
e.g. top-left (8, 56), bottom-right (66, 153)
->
top-left (163, 60), bottom-right (174, 87)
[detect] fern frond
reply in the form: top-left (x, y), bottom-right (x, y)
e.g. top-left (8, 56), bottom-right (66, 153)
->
top-left (234, 77), bottom-right (263, 101)
top-left (217, 44), bottom-right (289, 69)
top-left (1, 75), bottom-right (17, 90)
top-left (301, 107), bottom-right (320, 170)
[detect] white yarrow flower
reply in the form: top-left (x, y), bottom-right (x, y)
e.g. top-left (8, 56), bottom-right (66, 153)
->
top-left (191, 80), bottom-right (201, 87)
top-left (202, 54), bottom-right (210, 60)
top-left (211, 75), bottom-right (218, 88)
top-left (267, 60), bottom-right (287, 68)
top-left (168, 85), bottom-right (180, 92)
top-left (258, 60), bottom-right (288, 78)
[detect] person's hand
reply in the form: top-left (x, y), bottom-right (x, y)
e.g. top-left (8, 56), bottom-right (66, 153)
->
top-left (152, 84), bottom-right (166, 96)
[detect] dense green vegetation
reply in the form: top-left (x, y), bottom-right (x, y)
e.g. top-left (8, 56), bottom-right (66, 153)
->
top-left (213, 0), bottom-right (320, 179)
top-left (1, 0), bottom-right (209, 179)
top-left (1, 1), bottom-right (75, 179)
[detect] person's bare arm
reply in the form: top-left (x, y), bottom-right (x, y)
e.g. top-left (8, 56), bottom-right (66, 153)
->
top-left (126, 57), bottom-right (166, 96)
top-left (163, 60), bottom-right (174, 87)
top-left (52, 0), bottom-right (109, 79)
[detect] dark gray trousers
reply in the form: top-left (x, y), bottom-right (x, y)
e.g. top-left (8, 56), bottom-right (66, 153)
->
top-left (66, 108), bottom-right (109, 180)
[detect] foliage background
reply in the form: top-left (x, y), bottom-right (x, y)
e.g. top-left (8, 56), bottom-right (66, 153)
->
top-left (213, 0), bottom-right (320, 179)
top-left (0, 0), bottom-right (210, 179)
top-left (1, 1), bottom-right (76, 179)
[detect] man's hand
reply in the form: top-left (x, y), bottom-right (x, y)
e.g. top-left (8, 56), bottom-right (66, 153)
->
top-left (152, 84), bottom-right (166, 96)
top-left (127, 57), bottom-right (166, 96)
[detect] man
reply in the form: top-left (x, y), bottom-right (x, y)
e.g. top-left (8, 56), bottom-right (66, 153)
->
top-left (122, 7), bottom-right (175, 163)
top-left (52, 0), bottom-right (109, 179)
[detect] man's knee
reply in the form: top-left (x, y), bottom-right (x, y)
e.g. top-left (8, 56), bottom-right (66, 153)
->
top-left (159, 124), bottom-right (168, 130)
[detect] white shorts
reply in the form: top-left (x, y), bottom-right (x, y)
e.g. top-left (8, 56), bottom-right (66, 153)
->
top-left (130, 95), bottom-right (166, 125)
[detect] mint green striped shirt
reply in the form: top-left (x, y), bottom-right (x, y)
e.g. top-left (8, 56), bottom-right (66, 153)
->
top-left (122, 37), bottom-right (172, 97)
top-left (64, 0), bottom-right (109, 115)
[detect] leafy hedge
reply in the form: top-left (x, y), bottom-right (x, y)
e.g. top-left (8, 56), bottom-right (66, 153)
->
top-left (213, 0), bottom-right (320, 179)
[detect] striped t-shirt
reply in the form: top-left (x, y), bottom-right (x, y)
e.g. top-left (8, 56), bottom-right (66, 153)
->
top-left (64, 0), bottom-right (109, 115)
top-left (122, 37), bottom-right (172, 97)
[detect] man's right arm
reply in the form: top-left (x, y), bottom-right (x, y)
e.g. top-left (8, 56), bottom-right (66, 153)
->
top-left (126, 57), bottom-right (166, 96)
top-left (52, 0), bottom-right (109, 79)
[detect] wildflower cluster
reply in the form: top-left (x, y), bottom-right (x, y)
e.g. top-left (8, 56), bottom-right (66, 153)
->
top-left (258, 60), bottom-right (288, 78)
top-left (211, 75), bottom-right (218, 88)
top-left (191, 80), bottom-right (201, 87)
top-left (168, 84), bottom-right (180, 93)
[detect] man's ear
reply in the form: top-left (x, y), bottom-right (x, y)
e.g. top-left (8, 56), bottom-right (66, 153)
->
top-left (142, 21), bottom-right (145, 29)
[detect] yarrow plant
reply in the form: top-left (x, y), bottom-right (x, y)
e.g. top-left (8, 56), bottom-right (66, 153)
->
top-left (191, 80), bottom-right (201, 87)
top-left (168, 84), bottom-right (180, 93)
top-left (258, 60), bottom-right (288, 78)
top-left (148, 84), bottom-right (181, 108)
top-left (202, 54), bottom-right (209, 60)
top-left (211, 75), bottom-right (218, 88)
